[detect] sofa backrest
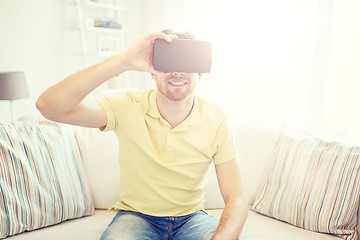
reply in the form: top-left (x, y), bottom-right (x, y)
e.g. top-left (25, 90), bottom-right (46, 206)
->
top-left (75, 123), bottom-right (286, 209)
top-left (204, 123), bottom-right (284, 208)
top-left (74, 127), bottom-right (120, 210)
top-left (76, 127), bottom-right (228, 210)
top-left (231, 123), bottom-right (283, 204)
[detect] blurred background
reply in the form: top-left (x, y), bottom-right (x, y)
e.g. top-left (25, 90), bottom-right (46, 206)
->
top-left (0, 0), bottom-right (359, 144)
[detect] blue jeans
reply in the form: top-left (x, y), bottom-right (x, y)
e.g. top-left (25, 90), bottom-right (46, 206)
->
top-left (100, 210), bottom-right (219, 240)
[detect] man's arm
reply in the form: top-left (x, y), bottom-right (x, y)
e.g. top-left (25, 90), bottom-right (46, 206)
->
top-left (212, 159), bottom-right (249, 240)
top-left (36, 32), bottom-right (174, 128)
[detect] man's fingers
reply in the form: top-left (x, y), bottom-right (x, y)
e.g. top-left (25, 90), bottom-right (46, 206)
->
top-left (145, 32), bottom-right (178, 43)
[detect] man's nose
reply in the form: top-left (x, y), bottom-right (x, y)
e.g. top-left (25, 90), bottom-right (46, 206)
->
top-left (172, 72), bottom-right (185, 76)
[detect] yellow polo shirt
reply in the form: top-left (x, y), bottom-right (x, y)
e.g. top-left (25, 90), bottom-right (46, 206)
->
top-left (97, 89), bottom-right (236, 216)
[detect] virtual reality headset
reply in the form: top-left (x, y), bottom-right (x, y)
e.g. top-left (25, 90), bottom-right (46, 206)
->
top-left (153, 39), bottom-right (212, 73)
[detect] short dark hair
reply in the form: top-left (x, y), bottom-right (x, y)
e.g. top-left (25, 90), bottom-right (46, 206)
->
top-left (161, 29), bottom-right (195, 40)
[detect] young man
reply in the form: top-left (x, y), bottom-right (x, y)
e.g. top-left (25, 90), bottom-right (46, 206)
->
top-left (36, 30), bottom-right (248, 240)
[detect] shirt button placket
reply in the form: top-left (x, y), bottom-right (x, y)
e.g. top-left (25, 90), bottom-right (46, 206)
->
top-left (165, 131), bottom-right (174, 162)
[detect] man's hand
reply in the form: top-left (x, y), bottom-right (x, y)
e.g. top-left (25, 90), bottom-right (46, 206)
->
top-left (122, 32), bottom-right (177, 74)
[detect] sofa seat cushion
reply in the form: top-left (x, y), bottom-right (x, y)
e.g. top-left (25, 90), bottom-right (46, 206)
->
top-left (4, 210), bottom-right (117, 240)
top-left (4, 209), bottom-right (341, 239)
top-left (207, 210), bottom-right (342, 240)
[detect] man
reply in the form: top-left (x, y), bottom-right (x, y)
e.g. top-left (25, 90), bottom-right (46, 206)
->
top-left (36, 30), bottom-right (248, 240)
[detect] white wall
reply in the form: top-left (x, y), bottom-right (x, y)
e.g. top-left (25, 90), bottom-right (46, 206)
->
top-left (139, 0), bottom-right (360, 144)
top-left (0, 0), bottom-right (66, 121)
top-left (1, 0), bottom-right (360, 146)
top-left (0, 0), bottom-right (142, 121)
top-left (321, 0), bottom-right (360, 144)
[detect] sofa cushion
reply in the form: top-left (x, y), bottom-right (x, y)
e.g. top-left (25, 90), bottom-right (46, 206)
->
top-left (0, 120), bottom-right (94, 239)
top-left (252, 132), bottom-right (360, 239)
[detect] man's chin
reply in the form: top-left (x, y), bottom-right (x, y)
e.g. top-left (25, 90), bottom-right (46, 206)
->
top-left (167, 95), bottom-right (187, 102)
top-left (166, 92), bottom-right (193, 102)
top-left (157, 88), bottom-right (194, 102)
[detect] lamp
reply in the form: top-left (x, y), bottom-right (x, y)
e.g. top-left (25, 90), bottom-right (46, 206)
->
top-left (0, 72), bottom-right (30, 121)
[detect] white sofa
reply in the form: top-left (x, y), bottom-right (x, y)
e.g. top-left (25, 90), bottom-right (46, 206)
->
top-left (2, 120), bottom-right (358, 240)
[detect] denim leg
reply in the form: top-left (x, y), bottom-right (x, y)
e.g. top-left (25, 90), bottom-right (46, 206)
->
top-left (173, 211), bottom-right (219, 240)
top-left (100, 211), bottom-right (162, 240)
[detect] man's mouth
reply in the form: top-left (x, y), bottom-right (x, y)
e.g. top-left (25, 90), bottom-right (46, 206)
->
top-left (169, 81), bottom-right (187, 86)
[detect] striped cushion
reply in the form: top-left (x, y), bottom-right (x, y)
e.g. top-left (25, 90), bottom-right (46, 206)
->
top-left (0, 120), bottom-right (94, 238)
top-left (252, 133), bottom-right (360, 240)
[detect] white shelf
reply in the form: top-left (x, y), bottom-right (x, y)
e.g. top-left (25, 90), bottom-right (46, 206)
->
top-left (75, 0), bottom-right (130, 90)
top-left (87, 1), bottom-right (125, 11)
top-left (85, 18), bottom-right (124, 34)
top-left (89, 26), bottom-right (124, 34)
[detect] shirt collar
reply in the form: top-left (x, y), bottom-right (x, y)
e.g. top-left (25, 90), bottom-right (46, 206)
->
top-left (147, 90), bottom-right (203, 131)
top-left (147, 89), bottom-right (161, 118)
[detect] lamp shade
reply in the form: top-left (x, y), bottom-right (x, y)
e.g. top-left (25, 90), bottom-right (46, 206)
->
top-left (0, 72), bottom-right (30, 100)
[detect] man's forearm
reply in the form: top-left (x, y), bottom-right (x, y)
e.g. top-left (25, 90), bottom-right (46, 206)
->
top-left (212, 198), bottom-right (249, 240)
top-left (36, 53), bottom-right (128, 119)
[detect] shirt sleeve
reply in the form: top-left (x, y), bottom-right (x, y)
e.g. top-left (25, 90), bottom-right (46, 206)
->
top-left (97, 97), bottom-right (117, 132)
top-left (97, 95), bottom-right (130, 132)
top-left (213, 118), bottom-right (237, 165)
